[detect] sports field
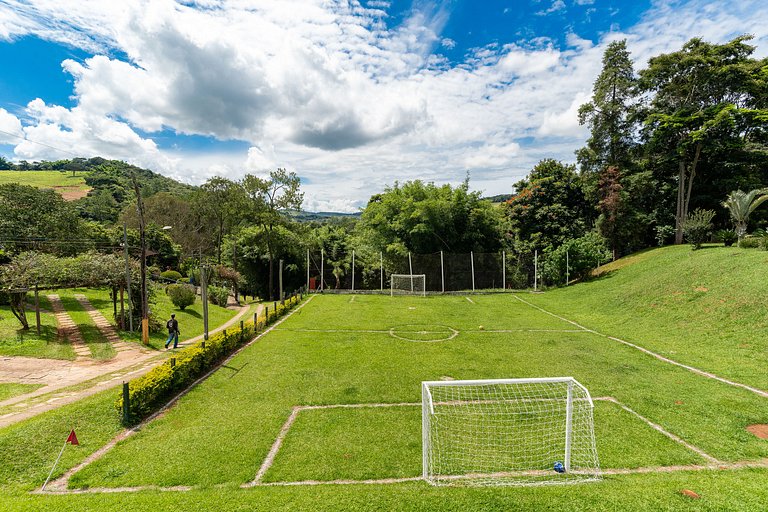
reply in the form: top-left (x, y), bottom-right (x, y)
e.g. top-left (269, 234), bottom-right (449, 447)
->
top-left (2, 290), bottom-right (758, 510)
top-left (0, 170), bottom-right (90, 200)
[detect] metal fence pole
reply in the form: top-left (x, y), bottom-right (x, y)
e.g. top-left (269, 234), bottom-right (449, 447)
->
top-left (352, 250), bottom-right (355, 292)
top-left (380, 251), bottom-right (383, 292)
top-left (534, 250), bottom-right (538, 292)
top-left (440, 250), bottom-right (445, 293)
top-left (306, 248), bottom-right (310, 291)
top-left (566, 249), bottom-right (569, 286)
top-left (408, 252), bottom-right (414, 292)
top-left (502, 250), bottom-right (506, 290)
top-left (320, 248), bottom-right (324, 292)
top-left (470, 251), bottom-right (475, 292)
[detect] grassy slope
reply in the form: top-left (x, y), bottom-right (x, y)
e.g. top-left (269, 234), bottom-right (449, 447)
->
top-left (0, 171), bottom-right (90, 199)
top-left (527, 244), bottom-right (768, 391)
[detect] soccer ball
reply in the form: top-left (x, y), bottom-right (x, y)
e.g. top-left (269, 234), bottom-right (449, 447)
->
top-left (554, 461), bottom-right (565, 473)
top-left (478, 325), bottom-right (485, 330)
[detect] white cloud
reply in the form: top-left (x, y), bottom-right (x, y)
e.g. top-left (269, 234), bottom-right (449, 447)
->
top-left (0, 0), bottom-right (767, 211)
top-left (536, 0), bottom-right (566, 16)
top-left (0, 108), bottom-right (23, 144)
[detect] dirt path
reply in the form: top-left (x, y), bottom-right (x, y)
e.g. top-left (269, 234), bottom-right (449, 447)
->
top-left (0, 303), bottom-right (256, 429)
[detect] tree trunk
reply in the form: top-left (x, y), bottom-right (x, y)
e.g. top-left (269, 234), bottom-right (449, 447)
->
top-left (9, 292), bottom-right (29, 330)
top-left (674, 160), bottom-right (686, 245)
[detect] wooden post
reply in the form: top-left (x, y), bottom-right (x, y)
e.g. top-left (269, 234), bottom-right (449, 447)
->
top-left (34, 285), bottom-right (41, 335)
top-left (119, 287), bottom-right (125, 330)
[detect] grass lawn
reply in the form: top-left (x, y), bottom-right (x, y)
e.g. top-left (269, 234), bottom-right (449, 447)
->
top-left (1, 246), bottom-right (768, 511)
top-left (528, 244), bottom-right (768, 390)
top-left (0, 297), bottom-right (75, 360)
top-left (0, 170), bottom-right (90, 200)
top-left (0, 383), bottom-right (44, 402)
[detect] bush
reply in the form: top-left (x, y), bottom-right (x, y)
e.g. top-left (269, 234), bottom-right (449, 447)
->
top-left (160, 270), bottom-right (182, 282)
top-left (682, 209), bottom-right (715, 250)
top-left (167, 284), bottom-right (196, 310)
top-left (715, 229), bottom-right (737, 247)
top-left (654, 225), bottom-right (675, 247)
top-left (116, 292), bottom-right (303, 424)
top-left (542, 232), bottom-right (611, 286)
top-left (739, 236), bottom-right (761, 248)
top-left (207, 285), bottom-right (230, 307)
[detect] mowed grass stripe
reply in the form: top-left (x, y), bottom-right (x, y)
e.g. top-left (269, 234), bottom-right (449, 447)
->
top-left (71, 295), bottom-right (768, 490)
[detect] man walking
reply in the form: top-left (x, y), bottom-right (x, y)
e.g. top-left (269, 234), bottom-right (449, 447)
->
top-left (165, 314), bottom-right (180, 349)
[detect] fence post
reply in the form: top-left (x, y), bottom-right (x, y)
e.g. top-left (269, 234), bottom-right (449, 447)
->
top-left (352, 250), bottom-right (355, 292)
top-left (440, 251), bottom-right (445, 293)
top-left (534, 250), bottom-right (538, 292)
top-left (470, 251), bottom-right (475, 292)
top-left (306, 248), bottom-right (310, 291)
top-left (170, 357), bottom-right (176, 368)
top-left (380, 252), bottom-right (383, 292)
top-left (566, 249), bottom-right (569, 286)
top-left (502, 250), bottom-right (506, 290)
top-left (408, 252), bottom-right (414, 292)
top-left (320, 248), bottom-right (324, 292)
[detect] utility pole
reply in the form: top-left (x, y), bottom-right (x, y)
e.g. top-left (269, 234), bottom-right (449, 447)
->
top-left (131, 175), bottom-right (149, 345)
top-left (279, 259), bottom-right (284, 302)
top-left (123, 223), bottom-right (133, 332)
top-left (201, 260), bottom-right (209, 341)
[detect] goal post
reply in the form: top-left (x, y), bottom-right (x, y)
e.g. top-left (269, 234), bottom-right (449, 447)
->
top-left (390, 274), bottom-right (426, 296)
top-left (422, 377), bottom-right (600, 486)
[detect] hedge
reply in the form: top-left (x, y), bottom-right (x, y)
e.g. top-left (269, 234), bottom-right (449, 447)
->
top-left (117, 292), bottom-right (304, 424)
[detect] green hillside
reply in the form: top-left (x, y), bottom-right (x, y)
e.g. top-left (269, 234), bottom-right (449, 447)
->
top-left (526, 244), bottom-right (768, 391)
top-left (0, 170), bottom-right (90, 200)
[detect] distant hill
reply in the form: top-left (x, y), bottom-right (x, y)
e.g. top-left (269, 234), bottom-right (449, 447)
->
top-left (288, 210), bottom-right (361, 222)
top-left (483, 193), bottom-right (513, 203)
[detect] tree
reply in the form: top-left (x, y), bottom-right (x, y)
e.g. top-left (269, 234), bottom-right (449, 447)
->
top-left (577, 40), bottom-right (637, 177)
top-left (638, 36), bottom-right (768, 244)
top-left (359, 178), bottom-right (503, 255)
top-left (240, 169), bottom-right (303, 299)
top-left (0, 184), bottom-right (86, 255)
top-left (504, 160), bottom-right (589, 253)
top-left (722, 188), bottom-right (768, 240)
top-left (193, 177), bottom-right (244, 263)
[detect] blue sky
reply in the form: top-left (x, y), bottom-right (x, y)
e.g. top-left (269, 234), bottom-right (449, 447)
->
top-left (0, 0), bottom-right (765, 211)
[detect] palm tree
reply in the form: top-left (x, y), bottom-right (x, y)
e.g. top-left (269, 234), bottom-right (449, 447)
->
top-left (722, 188), bottom-right (768, 242)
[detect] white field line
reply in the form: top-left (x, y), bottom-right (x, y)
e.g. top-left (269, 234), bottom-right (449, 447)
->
top-left (465, 296), bottom-right (475, 304)
top-left (596, 397), bottom-right (720, 464)
top-left (251, 407), bottom-right (302, 485)
top-left (274, 327), bottom-right (586, 334)
top-left (42, 296), bottom-right (314, 495)
top-left (512, 295), bottom-right (768, 399)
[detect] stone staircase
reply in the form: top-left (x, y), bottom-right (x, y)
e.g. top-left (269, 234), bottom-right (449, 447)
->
top-left (46, 294), bottom-right (91, 360)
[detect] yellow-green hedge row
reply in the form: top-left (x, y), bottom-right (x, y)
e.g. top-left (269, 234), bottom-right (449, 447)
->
top-left (117, 293), bottom-right (303, 424)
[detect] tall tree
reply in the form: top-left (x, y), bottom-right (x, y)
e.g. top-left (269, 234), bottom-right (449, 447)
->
top-left (193, 177), bottom-right (243, 263)
top-left (637, 36), bottom-right (767, 244)
top-left (577, 40), bottom-right (637, 177)
top-left (240, 169), bottom-right (303, 300)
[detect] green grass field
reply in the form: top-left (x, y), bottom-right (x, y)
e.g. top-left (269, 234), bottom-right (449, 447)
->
top-left (0, 170), bottom-right (90, 200)
top-left (1, 246), bottom-right (767, 510)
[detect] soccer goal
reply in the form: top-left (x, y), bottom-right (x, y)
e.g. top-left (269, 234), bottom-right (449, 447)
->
top-left (390, 274), bottom-right (426, 296)
top-left (421, 377), bottom-right (600, 486)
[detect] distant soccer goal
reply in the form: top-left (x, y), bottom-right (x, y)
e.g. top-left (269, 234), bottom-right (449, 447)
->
top-left (390, 274), bottom-right (426, 296)
top-left (422, 377), bottom-right (600, 486)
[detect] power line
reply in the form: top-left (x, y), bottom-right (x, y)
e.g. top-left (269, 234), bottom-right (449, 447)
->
top-left (0, 128), bottom-right (82, 158)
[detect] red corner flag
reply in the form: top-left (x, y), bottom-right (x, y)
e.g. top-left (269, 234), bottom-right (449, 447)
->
top-left (66, 429), bottom-right (79, 446)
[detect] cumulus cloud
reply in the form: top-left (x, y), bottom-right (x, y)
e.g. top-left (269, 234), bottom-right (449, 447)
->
top-left (1, 0), bottom-right (768, 211)
top-left (0, 108), bottom-right (23, 144)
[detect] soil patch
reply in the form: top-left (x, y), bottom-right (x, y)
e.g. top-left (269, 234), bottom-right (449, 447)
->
top-left (746, 424), bottom-right (768, 439)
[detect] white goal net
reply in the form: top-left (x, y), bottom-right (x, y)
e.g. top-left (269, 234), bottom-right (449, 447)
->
top-left (390, 274), bottom-right (426, 296)
top-left (422, 377), bottom-right (600, 486)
